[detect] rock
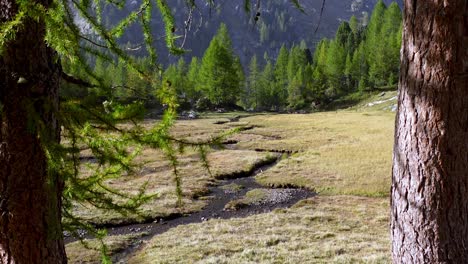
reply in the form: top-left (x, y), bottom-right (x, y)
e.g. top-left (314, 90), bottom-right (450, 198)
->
top-left (77, 229), bottom-right (87, 238)
top-left (129, 227), bottom-right (141, 233)
top-left (391, 104), bottom-right (397, 112)
top-left (187, 110), bottom-right (198, 119)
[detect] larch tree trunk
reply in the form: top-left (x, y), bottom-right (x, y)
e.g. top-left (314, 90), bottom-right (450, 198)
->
top-left (0, 0), bottom-right (67, 263)
top-left (391, 0), bottom-right (468, 263)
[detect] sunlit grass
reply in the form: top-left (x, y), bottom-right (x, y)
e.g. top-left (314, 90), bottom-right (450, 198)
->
top-left (68, 96), bottom-right (396, 262)
top-left (129, 196), bottom-right (390, 264)
top-left (237, 111), bottom-right (395, 196)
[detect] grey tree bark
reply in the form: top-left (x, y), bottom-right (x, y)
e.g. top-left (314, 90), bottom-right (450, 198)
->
top-left (391, 0), bottom-right (468, 263)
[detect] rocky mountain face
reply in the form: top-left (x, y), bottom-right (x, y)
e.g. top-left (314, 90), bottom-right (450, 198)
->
top-left (91, 0), bottom-right (403, 66)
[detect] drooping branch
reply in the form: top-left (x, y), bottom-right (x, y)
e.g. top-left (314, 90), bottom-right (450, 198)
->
top-left (61, 71), bottom-right (95, 88)
top-left (314, 0), bottom-right (326, 33)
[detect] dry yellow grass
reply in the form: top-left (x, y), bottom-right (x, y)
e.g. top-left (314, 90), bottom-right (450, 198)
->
top-left (126, 106), bottom-right (395, 263)
top-left (237, 111), bottom-right (395, 196)
top-left (74, 149), bottom-right (274, 225)
top-left (129, 196), bottom-right (390, 264)
top-left (68, 99), bottom-right (396, 262)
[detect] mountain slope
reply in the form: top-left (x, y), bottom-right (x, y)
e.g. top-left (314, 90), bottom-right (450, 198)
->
top-left (85, 0), bottom-right (403, 66)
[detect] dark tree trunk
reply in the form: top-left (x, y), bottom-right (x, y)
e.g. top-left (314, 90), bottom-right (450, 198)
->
top-left (0, 0), bottom-right (66, 263)
top-left (391, 0), bottom-right (468, 263)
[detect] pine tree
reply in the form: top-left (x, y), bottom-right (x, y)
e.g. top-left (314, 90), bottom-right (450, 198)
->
top-left (245, 55), bottom-right (260, 109)
top-left (311, 39), bottom-right (329, 101)
top-left (349, 15), bottom-right (360, 35)
top-left (186, 57), bottom-right (201, 104)
top-left (199, 24), bottom-right (242, 107)
top-left (287, 67), bottom-right (305, 109)
top-left (344, 53), bottom-right (354, 90)
top-left (287, 45), bottom-right (308, 82)
top-left (366, 0), bottom-right (387, 87)
top-left (258, 60), bottom-right (277, 110)
top-left (303, 64), bottom-right (314, 104)
top-left (325, 40), bottom-right (346, 95)
top-left (311, 66), bottom-right (327, 103)
top-left (380, 2), bottom-right (402, 86)
top-left (233, 56), bottom-right (245, 103)
top-left (335, 21), bottom-right (352, 48)
top-left (176, 58), bottom-right (188, 99)
top-left (274, 44), bottom-right (289, 107)
top-left (351, 42), bottom-right (369, 91)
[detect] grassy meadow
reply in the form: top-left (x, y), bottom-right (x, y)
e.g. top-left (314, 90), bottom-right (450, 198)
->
top-left (67, 92), bottom-right (397, 263)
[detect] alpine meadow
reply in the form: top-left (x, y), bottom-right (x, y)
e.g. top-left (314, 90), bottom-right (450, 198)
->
top-left (0, 0), bottom-right (467, 263)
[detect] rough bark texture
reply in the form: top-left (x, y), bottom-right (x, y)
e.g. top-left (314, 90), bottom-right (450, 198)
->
top-left (0, 0), bottom-right (67, 263)
top-left (391, 0), bottom-right (468, 263)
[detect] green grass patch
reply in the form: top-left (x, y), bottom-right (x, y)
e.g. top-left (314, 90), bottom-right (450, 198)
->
top-left (224, 189), bottom-right (269, 210)
top-left (220, 183), bottom-right (244, 193)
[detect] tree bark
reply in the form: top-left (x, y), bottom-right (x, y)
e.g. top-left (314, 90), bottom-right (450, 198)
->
top-left (391, 0), bottom-right (468, 263)
top-left (0, 0), bottom-right (67, 263)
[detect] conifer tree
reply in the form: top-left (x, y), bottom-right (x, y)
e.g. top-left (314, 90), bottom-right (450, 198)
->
top-left (164, 59), bottom-right (189, 105)
top-left (245, 55), bottom-right (260, 109)
top-left (349, 15), bottom-right (360, 35)
top-left (311, 39), bottom-right (329, 101)
top-left (351, 42), bottom-right (369, 91)
top-left (274, 44), bottom-right (289, 107)
top-left (380, 2), bottom-right (402, 86)
top-left (335, 21), bottom-right (352, 48)
top-left (344, 53), bottom-right (354, 90)
top-left (258, 60), bottom-right (277, 110)
top-left (301, 64), bottom-right (314, 106)
top-left (366, 0), bottom-right (387, 87)
top-left (199, 24), bottom-right (241, 107)
top-left (176, 58), bottom-right (189, 98)
top-left (186, 57), bottom-right (201, 104)
top-left (287, 45), bottom-right (308, 82)
top-left (234, 56), bottom-right (246, 102)
top-left (287, 67), bottom-right (305, 109)
top-left (325, 40), bottom-right (346, 95)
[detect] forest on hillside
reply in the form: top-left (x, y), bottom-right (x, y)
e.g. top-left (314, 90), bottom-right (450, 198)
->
top-left (78, 0), bottom-right (402, 66)
top-left (64, 1), bottom-right (402, 112)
